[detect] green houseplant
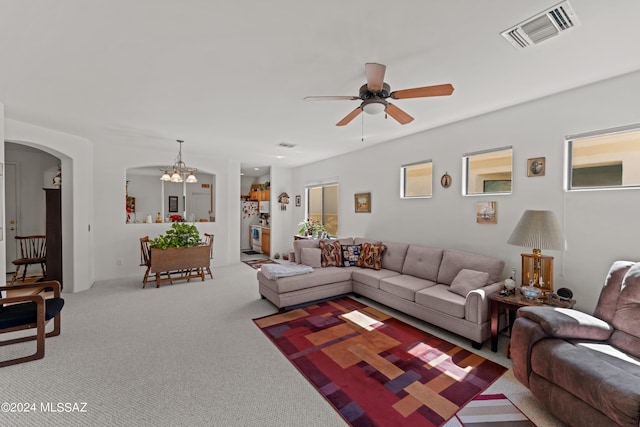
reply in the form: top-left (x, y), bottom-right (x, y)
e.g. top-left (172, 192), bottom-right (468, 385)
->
top-left (298, 218), bottom-right (326, 238)
top-left (147, 223), bottom-right (209, 287)
top-left (149, 222), bottom-right (202, 249)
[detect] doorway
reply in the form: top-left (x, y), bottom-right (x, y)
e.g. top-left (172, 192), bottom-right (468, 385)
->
top-left (4, 143), bottom-right (61, 284)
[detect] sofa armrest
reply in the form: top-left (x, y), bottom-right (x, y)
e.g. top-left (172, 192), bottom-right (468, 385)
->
top-left (511, 317), bottom-right (550, 387)
top-left (517, 306), bottom-right (613, 340)
top-left (465, 281), bottom-right (504, 324)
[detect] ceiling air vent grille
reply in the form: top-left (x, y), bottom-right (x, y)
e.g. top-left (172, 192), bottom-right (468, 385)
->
top-left (501, 1), bottom-right (580, 49)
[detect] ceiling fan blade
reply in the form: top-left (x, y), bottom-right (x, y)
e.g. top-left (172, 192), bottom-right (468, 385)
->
top-left (390, 83), bottom-right (454, 99)
top-left (385, 103), bottom-right (414, 125)
top-left (365, 63), bottom-right (386, 92)
top-left (336, 106), bottom-right (362, 126)
top-left (304, 96), bottom-right (359, 101)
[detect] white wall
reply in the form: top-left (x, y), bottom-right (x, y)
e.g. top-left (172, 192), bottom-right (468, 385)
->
top-left (269, 166), bottom-right (293, 259)
top-left (289, 70), bottom-right (640, 313)
top-left (5, 118), bottom-right (94, 293)
top-left (92, 141), bottom-right (235, 281)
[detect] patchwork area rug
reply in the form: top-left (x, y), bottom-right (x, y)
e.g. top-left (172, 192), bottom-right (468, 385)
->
top-left (456, 393), bottom-right (535, 426)
top-left (242, 258), bottom-right (278, 270)
top-left (254, 297), bottom-right (507, 426)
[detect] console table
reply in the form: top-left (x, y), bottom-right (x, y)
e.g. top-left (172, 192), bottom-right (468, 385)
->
top-left (489, 289), bottom-right (575, 352)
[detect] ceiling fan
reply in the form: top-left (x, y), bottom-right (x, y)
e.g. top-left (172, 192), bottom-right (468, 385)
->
top-left (304, 63), bottom-right (454, 126)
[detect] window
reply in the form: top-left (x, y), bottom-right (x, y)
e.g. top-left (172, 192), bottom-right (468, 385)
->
top-left (307, 183), bottom-right (338, 236)
top-left (401, 160), bottom-right (432, 198)
top-left (567, 124), bottom-right (640, 190)
top-left (463, 147), bottom-right (512, 195)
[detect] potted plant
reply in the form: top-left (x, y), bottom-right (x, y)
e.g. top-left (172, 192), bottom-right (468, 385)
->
top-left (297, 218), bottom-right (326, 238)
top-left (148, 223), bottom-right (209, 285)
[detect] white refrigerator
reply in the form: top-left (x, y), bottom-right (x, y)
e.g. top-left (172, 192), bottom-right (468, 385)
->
top-left (241, 201), bottom-right (259, 250)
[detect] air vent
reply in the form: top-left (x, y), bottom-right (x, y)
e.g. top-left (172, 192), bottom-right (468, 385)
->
top-left (501, 1), bottom-right (580, 49)
top-left (277, 142), bottom-right (296, 148)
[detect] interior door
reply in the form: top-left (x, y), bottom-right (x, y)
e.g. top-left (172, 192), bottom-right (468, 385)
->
top-left (5, 163), bottom-right (18, 271)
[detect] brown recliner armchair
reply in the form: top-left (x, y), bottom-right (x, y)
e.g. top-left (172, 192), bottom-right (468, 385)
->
top-left (511, 261), bottom-right (640, 427)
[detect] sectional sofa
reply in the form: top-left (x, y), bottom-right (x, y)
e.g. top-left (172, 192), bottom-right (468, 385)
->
top-left (257, 237), bottom-right (505, 347)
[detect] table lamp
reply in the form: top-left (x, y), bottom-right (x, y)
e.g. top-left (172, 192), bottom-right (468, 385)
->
top-left (507, 210), bottom-right (564, 293)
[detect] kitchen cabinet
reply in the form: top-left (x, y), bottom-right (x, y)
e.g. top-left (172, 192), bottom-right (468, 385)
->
top-left (249, 189), bottom-right (270, 201)
top-left (261, 228), bottom-right (270, 256)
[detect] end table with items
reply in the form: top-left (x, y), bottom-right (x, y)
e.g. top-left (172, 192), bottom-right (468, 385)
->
top-left (489, 288), bottom-right (576, 352)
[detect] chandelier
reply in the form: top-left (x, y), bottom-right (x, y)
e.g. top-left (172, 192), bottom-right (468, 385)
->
top-left (160, 140), bottom-right (198, 183)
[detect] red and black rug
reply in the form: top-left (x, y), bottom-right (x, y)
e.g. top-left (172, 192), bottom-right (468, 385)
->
top-left (254, 297), bottom-right (507, 426)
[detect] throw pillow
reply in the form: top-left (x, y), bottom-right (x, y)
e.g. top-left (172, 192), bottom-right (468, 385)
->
top-left (448, 269), bottom-right (490, 297)
top-left (301, 247), bottom-right (322, 268)
top-left (356, 243), bottom-right (386, 270)
top-left (340, 244), bottom-right (362, 267)
top-left (319, 240), bottom-right (341, 267)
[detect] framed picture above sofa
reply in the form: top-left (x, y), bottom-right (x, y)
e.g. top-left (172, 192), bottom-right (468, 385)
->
top-left (354, 192), bottom-right (371, 213)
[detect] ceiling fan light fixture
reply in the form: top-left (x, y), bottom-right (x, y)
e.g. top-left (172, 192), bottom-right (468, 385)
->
top-left (361, 98), bottom-right (387, 115)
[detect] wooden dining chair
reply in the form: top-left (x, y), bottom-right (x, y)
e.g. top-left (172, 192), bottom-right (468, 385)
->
top-left (204, 233), bottom-right (214, 279)
top-left (0, 280), bottom-right (64, 367)
top-left (140, 236), bottom-right (152, 288)
top-left (10, 236), bottom-right (47, 285)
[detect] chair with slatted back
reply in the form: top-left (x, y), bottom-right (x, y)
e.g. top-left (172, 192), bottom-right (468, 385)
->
top-left (204, 233), bottom-right (214, 279)
top-left (10, 236), bottom-right (47, 285)
top-left (140, 236), bottom-right (152, 288)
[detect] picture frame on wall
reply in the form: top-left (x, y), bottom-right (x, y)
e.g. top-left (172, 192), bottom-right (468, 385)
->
top-left (295, 194), bottom-right (301, 207)
top-left (354, 192), bottom-right (371, 213)
top-left (527, 157), bottom-right (546, 177)
top-left (168, 196), bottom-right (179, 212)
top-left (476, 201), bottom-right (497, 224)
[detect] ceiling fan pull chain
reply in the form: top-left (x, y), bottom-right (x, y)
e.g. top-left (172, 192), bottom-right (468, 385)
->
top-left (361, 111), bottom-right (364, 142)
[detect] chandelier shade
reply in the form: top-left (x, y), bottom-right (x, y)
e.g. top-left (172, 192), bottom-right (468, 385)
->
top-left (160, 140), bottom-right (197, 183)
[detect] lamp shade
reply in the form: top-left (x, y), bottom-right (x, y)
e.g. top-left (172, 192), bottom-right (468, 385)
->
top-left (507, 210), bottom-right (564, 251)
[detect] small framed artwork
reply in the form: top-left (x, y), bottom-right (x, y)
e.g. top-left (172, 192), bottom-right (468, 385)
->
top-left (168, 196), bottom-right (179, 213)
top-left (440, 172), bottom-right (452, 188)
top-left (527, 157), bottom-right (545, 177)
top-left (476, 201), bottom-right (497, 224)
top-left (354, 192), bottom-right (371, 213)
top-left (295, 195), bottom-right (301, 207)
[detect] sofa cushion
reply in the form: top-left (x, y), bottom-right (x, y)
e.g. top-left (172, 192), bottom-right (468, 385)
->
top-left (380, 241), bottom-right (410, 273)
top-left (259, 267), bottom-right (352, 293)
top-left (335, 237), bottom-right (354, 246)
top-left (301, 247), bottom-right (322, 268)
top-left (531, 338), bottom-right (640, 427)
top-left (610, 262), bottom-right (640, 358)
top-left (380, 275), bottom-right (436, 301)
top-left (352, 268), bottom-right (400, 289)
top-left (401, 245), bottom-right (444, 282)
top-left (437, 249), bottom-right (505, 285)
top-left (416, 285), bottom-right (466, 319)
top-left (594, 260), bottom-right (635, 323)
top-left (293, 239), bottom-right (320, 265)
top-left (356, 242), bottom-right (386, 270)
top-left (448, 269), bottom-right (489, 297)
top-left (319, 240), bottom-right (341, 267)
top-left (354, 237), bottom-right (381, 246)
top-left (340, 244), bottom-right (362, 267)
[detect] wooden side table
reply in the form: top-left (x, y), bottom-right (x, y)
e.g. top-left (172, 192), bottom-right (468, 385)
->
top-left (489, 289), bottom-right (576, 352)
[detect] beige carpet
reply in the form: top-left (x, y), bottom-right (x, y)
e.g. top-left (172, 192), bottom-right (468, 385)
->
top-left (0, 263), bottom-right (565, 426)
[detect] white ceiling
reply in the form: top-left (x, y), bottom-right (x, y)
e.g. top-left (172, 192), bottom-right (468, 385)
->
top-left (1, 1), bottom-right (640, 176)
